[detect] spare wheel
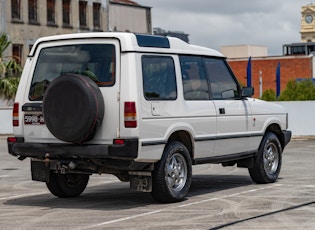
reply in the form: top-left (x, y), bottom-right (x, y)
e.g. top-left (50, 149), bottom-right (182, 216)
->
top-left (43, 74), bottom-right (105, 143)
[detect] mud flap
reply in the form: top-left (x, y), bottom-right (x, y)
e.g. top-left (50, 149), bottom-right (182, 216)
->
top-left (129, 171), bottom-right (152, 192)
top-left (31, 160), bottom-right (50, 182)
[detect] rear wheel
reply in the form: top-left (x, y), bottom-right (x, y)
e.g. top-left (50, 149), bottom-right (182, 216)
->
top-left (249, 132), bottom-right (282, 184)
top-left (151, 141), bottom-right (192, 203)
top-left (46, 171), bottom-right (89, 198)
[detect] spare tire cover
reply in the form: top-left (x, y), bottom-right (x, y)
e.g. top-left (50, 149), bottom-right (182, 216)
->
top-left (43, 74), bottom-right (105, 143)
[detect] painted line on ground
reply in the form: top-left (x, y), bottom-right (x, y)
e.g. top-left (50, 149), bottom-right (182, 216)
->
top-left (0, 180), bottom-right (119, 202)
top-left (179, 183), bottom-right (282, 208)
top-left (0, 192), bottom-right (48, 201)
top-left (77, 183), bottom-right (283, 230)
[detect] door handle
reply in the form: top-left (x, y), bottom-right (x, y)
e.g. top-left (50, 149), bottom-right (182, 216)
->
top-left (219, 108), bottom-right (225, 114)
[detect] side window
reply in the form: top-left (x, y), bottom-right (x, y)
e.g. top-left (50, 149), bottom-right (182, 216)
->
top-left (142, 55), bottom-right (177, 100)
top-left (205, 58), bottom-right (240, 99)
top-left (180, 56), bottom-right (209, 100)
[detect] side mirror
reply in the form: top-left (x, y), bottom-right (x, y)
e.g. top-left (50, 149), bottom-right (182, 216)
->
top-left (241, 87), bottom-right (254, 98)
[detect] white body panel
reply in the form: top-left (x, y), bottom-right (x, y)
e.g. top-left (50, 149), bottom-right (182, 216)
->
top-left (13, 32), bottom-right (289, 164)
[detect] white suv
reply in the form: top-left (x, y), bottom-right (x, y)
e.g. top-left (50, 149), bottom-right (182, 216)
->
top-left (7, 33), bottom-right (291, 203)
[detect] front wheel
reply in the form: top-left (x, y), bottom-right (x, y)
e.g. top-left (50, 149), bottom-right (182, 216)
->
top-left (46, 172), bottom-right (89, 198)
top-left (151, 141), bottom-right (192, 203)
top-left (249, 132), bottom-right (282, 184)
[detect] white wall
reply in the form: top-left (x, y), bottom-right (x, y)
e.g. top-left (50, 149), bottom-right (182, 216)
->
top-left (275, 101), bottom-right (315, 137)
top-left (0, 98), bottom-right (13, 134)
top-left (1, 101), bottom-right (315, 136)
top-left (0, 107), bottom-right (12, 134)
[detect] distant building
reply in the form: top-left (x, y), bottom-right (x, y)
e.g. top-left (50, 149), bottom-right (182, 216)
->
top-left (109, 0), bottom-right (151, 33)
top-left (282, 42), bottom-right (315, 55)
top-left (0, 0), bottom-right (151, 65)
top-left (153, 27), bottom-right (189, 43)
top-left (220, 45), bottom-right (268, 58)
top-left (226, 3), bottom-right (315, 97)
top-left (301, 4), bottom-right (315, 42)
top-left (283, 4), bottom-right (315, 56)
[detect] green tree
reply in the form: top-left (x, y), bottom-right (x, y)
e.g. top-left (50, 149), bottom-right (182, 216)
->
top-left (0, 32), bottom-right (22, 100)
top-left (260, 89), bottom-right (277, 101)
top-left (279, 79), bottom-right (315, 101)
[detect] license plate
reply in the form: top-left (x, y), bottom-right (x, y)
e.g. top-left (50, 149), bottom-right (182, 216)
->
top-left (129, 171), bottom-right (152, 192)
top-left (24, 114), bottom-right (45, 125)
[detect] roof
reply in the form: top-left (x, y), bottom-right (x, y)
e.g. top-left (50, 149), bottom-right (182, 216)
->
top-left (29, 32), bottom-right (224, 58)
top-left (110, 0), bottom-right (140, 6)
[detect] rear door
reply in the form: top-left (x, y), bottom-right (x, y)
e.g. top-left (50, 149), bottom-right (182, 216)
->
top-left (22, 39), bottom-right (120, 143)
top-left (138, 54), bottom-right (217, 161)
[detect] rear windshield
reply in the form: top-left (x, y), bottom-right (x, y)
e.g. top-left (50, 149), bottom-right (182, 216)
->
top-left (29, 44), bottom-right (115, 101)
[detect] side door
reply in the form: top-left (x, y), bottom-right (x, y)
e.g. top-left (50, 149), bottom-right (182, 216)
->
top-left (205, 58), bottom-right (252, 156)
top-left (179, 56), bottom-right (217, 159)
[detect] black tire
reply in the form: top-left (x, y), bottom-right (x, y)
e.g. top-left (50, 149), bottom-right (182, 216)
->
top-left (249, 132), bottom-right (282, 184)
top-left (43, 74), bottom-right (105, 143)
top-left (46, 171), bottom-right (89, 198)
top-left (151, 141), bottom-right (192, 203)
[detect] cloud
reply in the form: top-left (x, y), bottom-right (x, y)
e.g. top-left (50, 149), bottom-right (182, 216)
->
top-left (136, 0), bottom-right (310, 55)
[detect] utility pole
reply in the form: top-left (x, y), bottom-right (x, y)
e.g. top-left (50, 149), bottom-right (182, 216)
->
top-left (259, 71), bottom-right (263, 98)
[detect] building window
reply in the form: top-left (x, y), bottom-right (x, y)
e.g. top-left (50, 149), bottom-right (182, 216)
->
top-left (62, 0), bottom-right (71, 27)
top-left (28, 0), bottom-right (38, 24)
top-left (79, 1), bottom-right (87, 28)
top-left (12, 44), bottom-right (23, 65)
top-left (11, 0), bottom-right (21, 21)
top-left (93, 3), bottom-right (101, 30)
top-left (47, 0), bottom-right (56, 25)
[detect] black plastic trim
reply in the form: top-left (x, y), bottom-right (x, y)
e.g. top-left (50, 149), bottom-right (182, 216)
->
top-left (8, 138), bottom-right (138, 160)
top-left (193, 150), bottom-right (257, 165)
top-left (282, 130), bottom-right (292, 147)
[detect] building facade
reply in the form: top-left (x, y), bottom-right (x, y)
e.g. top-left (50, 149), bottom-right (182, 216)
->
top-left (109, 0), bottom-right (151, 33)
top-left (220, 45), bottom-right (268, 59)
top-left (228, 55), bottom-right (313, 98)
top-left (301, 4), bottom-right (315, 42)
top-left (0, 0), bottom-right (151, 65)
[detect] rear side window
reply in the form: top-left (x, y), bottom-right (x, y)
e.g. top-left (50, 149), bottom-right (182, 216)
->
top-left (142, 55), bottom-right (177, 100)
top-left (29, 44), bottom-right (115, 101)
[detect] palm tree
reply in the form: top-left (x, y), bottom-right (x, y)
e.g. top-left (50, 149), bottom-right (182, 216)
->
top-left (0, 32), bottom-right (22, 101)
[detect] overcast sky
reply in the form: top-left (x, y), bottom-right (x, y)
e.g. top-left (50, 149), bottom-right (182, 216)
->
top-left (135, 0), bottom-right (313, 56)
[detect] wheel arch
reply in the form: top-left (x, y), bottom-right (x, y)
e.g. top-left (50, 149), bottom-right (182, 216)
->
top-left (167, 130), bottom-right (194, 160)
top-left (265, 123), bottom-right (285, 150)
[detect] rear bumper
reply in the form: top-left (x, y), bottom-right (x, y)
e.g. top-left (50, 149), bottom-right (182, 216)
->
top-left (7, 137), bottom-right (138, 160)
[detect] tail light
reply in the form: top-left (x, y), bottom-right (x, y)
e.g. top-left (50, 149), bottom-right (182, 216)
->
top-left (124, 102), bottom-right (137, 128)
top-left (13, 102), bottom-right (19, 127)
top-left (7, 137), bottom-right (17, 143)
top-left (113, 139), bottom-right (125, 145)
